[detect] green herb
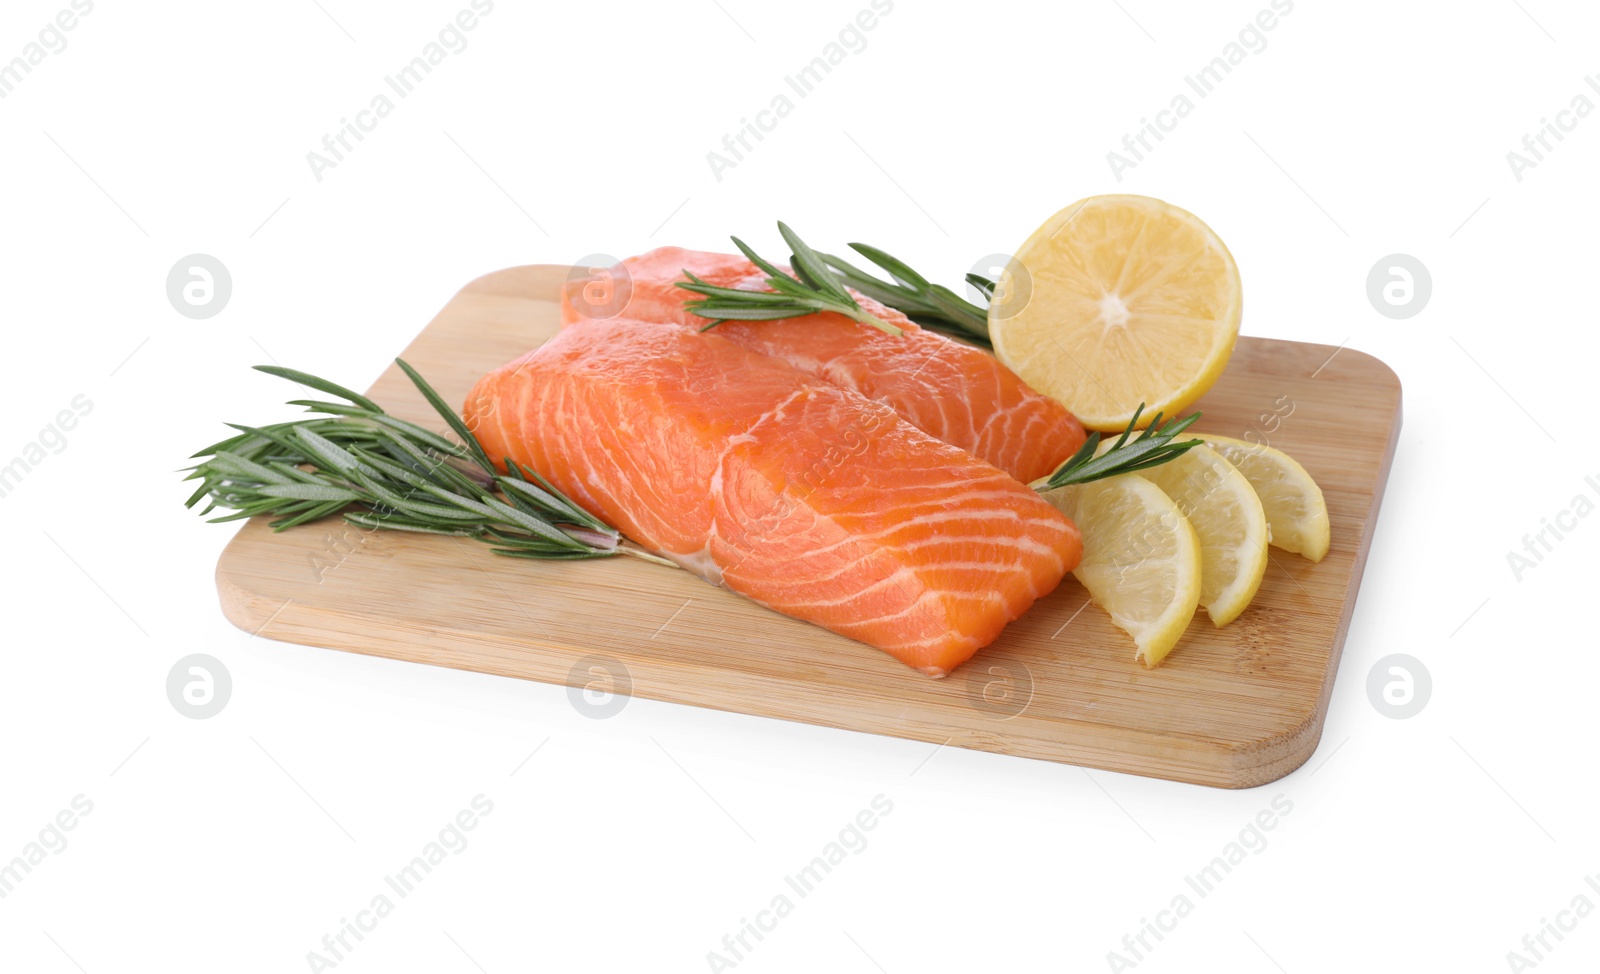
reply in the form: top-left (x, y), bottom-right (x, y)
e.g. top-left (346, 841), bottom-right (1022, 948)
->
top-left (677, 222), bottom-right (998, 345)
top-left (183, 362), bottom-right (675, 567)
top-left (821, 242), bottom-right (995, 346)
top-left (1031, 406), bottom-right (1204, 492)
top-left (676, 221), bottom-right (903, 336)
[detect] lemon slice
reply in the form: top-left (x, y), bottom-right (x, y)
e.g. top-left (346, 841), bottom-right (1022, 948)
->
top-left (990, 195), bottom-right (1242, 432)
top-left (1124, 444), bottom-right (1269, 626)
top-left (1201, 435), bottom-right (1330, 563)
top-left (1046, 474), bottom-right (1201, 667)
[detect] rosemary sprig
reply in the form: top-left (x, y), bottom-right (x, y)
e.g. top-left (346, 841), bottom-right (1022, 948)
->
top-left (184, 362), bottom-right (675, 567)
top-left (676, 221), bottom-right (903, 336)
top-left (821, 243), bottom-right (995, 346)
top-left (677, 221), bottom-right (997, 345)
top-left (1031, 406), bottom-right (1204, 492)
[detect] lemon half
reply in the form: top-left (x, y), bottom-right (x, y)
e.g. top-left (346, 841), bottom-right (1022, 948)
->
top-left (990, 195), bottom-right (1242, 432)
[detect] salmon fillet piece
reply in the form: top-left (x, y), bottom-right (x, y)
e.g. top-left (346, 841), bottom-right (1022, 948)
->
top-left (559, 247), bottom-right (1088, 485)
top-left (464, 320), bottom-right (1081, 676)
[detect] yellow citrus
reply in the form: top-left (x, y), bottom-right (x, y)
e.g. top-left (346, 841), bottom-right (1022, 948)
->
top-left (990, 195), bottom-right (1242, 432)
top-left (1201, 435), bottom-right (1330, 563)
top-left (1130, 444), bottom-right (1269, 626)
top-left (1046, 473), bottom-right (1202, 667)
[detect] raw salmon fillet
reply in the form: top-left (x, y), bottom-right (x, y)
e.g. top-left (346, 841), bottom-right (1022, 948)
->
top-left (560, 248), bottom-right (1088, 484)
top-left (464, 320), bottom-right (1081, 676)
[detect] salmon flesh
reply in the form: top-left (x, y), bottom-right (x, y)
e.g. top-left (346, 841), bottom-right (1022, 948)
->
top-left (465, 320), bottom-right (1081, 676)
top-left (560, 248), bottom-right (1088, 485)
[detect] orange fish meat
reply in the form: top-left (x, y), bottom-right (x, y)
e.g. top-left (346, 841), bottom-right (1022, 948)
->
top-left (560, 247), bottom-right (1088, 484)
top-left (464, 319), bottom-right (1081, 676)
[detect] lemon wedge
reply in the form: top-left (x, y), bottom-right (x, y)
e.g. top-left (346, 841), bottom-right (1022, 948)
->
top-left (1046, 474), bottom-right (1201, 667)
top-left (1201, 435), bottom-right (1330, 563)
top-left (990, 195), bottom-right (1242, 432)
top-left (1128, 443), bottom-right (1269, 626)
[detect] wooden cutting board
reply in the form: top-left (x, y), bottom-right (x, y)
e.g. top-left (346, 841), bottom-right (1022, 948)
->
top-left (216, 265), bottom-right (1401, 788)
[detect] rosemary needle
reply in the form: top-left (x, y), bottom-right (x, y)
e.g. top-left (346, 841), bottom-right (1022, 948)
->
top-left (679, 222), bottom-right (997, 345)
top-left (676, 222), bottom-right (903, 336)
top-left (1030, 406), bottom-right (1204, 492)
top-left (821, 242), bottom-right (995, 346)
top-left (183, 361), bottom-right (676, 567)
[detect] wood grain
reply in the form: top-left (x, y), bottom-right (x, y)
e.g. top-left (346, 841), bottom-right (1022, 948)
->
top-left (215, 264), bottom-right (1402, 788)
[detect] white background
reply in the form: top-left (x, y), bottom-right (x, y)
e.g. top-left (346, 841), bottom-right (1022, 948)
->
top-left (2, 0), bottom-right (1597, 971)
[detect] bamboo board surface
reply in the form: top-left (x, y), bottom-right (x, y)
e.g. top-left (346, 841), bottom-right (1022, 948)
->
top-left (216, 264), bottom-right (1402, 788)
